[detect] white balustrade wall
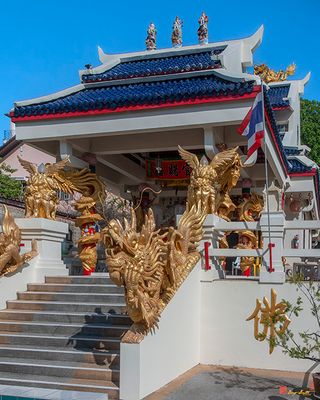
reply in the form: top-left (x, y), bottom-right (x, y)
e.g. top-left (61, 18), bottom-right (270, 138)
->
top-left (120, 215), bottom-right (320, 399)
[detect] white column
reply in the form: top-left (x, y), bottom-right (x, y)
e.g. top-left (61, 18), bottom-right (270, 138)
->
top-left (259, 211), bottom-right (285, 283)
top-left (16, 217), bottom-right (69, 278)
top-left (200, 214), bottom-right (226, 280)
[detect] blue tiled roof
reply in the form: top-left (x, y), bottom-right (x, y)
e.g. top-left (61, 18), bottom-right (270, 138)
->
top-left (82, 50), bottom-right (223, 83)
top-left (13, 74), bottom-right (254, 118)
top-left (264, 92), bottom-right (313, 174)
top-left (284, 147), bottom-right (302, 156)
top-left (268, 85), bottom-right (290, 108)
top-left (287, 158), bottom-right (313, 173)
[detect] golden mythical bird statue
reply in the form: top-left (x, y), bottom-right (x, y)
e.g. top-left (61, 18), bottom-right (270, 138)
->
top-left (254, 63), bottom-right (296, 83)
top-left (103, 200), bottom-right (206, 340)
top-left (18, 156), bottom-right (105, 220)
top-left (75, 196), bottom-right (103, 274)
top-left (0, 206), bottom-right (38, 276)
top-left (178, 146), bottom-right (242, 220)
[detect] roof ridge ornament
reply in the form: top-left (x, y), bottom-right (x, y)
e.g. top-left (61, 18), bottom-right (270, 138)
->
top-left (198, 11), bottom-right (209, 45)
top-left (146, 22), bottom-right (157, 51)
top-left (171, 16), bottom-right (183, 48)
top-left (254, 63), bottom-right (296, 83)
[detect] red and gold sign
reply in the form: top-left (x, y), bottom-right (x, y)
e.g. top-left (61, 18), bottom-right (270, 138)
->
top-left (146, 159), bottom-right (192, 180)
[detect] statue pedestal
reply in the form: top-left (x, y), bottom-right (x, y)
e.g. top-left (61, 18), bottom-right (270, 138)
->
top-left (0, 218), bottom-right (69, 309)
top-left (16, 218), bottom-right (69, 278)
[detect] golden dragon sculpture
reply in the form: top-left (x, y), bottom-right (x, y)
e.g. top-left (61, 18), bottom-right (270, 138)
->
top-left (237, 193), bottom-right (264, 275)
top-left (0, 206), bottom-right (38, 277)
top-left (103, 201), bottom-right (205, 341)
top-left (238, 193), bottom-right (264, 222)
top-left (103, 146), bottom-right (244, 341)
top-left (254, 63), bottom-right (295, 83)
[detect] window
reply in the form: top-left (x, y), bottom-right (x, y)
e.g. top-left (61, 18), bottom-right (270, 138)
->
top-left (277, 123), bottom-right (289, 134)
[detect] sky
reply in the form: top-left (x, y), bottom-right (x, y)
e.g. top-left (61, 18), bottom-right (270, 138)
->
top-left (1, 0), bottom-right (319, 141)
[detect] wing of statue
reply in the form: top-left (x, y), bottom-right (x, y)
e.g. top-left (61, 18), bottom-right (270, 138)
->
top-left (48, 173), bottom-right (78, 194)
top-left (61, 168), bottom-right (106, 202)
top-left (178, 146), bottom-right (199, 169)
top-left (17, 156), bottom-right (37, 175)
top-left (209, 147), bottom-right (242, 182)
top-left (45, 157), bottom-right (70, 175)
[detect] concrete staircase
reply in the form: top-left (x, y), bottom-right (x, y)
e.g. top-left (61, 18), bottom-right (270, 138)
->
top-left (0, 275), bottom-right (131, 400)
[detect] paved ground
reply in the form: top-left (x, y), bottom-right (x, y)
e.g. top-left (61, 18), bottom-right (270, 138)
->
top-left (145, 365), bottom-right (315, 400)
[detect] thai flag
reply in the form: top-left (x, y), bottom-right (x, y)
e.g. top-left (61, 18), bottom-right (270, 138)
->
top-left (237, 90), bottom-right (264, 165)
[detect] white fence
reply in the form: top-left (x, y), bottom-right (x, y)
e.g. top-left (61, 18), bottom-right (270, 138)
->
top-left (201, 213), bottom-right (320, 283)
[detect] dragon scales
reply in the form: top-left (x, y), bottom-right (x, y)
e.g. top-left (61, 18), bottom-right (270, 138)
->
top-left (102, 147), bottom-right (244, 342)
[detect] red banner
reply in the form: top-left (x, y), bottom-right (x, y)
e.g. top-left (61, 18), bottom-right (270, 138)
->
top-left (146, 159), bottom-right (192, 180)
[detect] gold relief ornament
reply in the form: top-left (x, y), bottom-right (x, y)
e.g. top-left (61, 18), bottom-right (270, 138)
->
top-left (0, 206), bottom-right (38, 277)
top-left (75, 196), bottom-right (103, 275)
top-left (254, 63), bottom-right (296, 83)
top-left (246, 288), bottom-right (291, 354)
top-left (18, 156), bottom-right (105, 220)
top-left (178, 146), bottom-right (243, 220)
top-left (238, 193), bottom-right (264, 222)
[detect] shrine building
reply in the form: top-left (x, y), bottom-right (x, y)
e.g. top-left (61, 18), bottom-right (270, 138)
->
top-left (2, 22), bottom-right (320, 400)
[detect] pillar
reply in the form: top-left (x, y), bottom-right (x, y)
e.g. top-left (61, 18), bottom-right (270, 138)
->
top-left (200, 214), bottom-right (226, 280)
top-left (259, 211), bottom-right (285, 283)
top-left (16, 217), bottom-right (69, 278)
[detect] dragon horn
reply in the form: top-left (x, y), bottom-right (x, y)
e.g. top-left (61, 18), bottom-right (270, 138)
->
top-left (131, 208), bottom-right (137, 231)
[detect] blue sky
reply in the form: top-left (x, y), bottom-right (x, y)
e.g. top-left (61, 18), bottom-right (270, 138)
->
top-left (1, 0), bottom-right (319, 140)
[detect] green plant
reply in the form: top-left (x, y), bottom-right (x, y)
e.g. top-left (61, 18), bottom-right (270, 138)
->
top-left (0, 162), bottom-right (23, 199)
top-left (275, 274), bottom-right (320, 362)
top-left (301, 99), bottom-right (320, 166)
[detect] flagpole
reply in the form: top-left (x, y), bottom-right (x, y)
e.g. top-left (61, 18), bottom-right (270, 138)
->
top-left (261, 80), bottom-right (274, 272)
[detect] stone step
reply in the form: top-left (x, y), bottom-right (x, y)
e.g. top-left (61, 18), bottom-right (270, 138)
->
top-left (27, 283), bottom-right (124, 294)
top-left (0, 320), bottom-right (128, 337)
top-left (17, 291), bottom-right (125, 304)
top-left (7, 300), bottom-right (127, 313)
top-left (0, 310), bottom-right (132, 325)
top-left (45, 276), bottom-right (113, 285)
top-left (0, 345), bottom-right (120, 366)
top-left (0, 332), bottom-right (121, 350)
top-left (0, 372), bottom-right (119, 399)
top-left (0, 384), bottom-right (108, 400)
top-left (0, 358), bottom-right (120, 381)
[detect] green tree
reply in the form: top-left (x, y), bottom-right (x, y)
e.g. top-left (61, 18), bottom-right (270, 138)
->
top-left (0, 162), bottom-right (23, 199)
top-left (301, 99), bottom-right (320, 166)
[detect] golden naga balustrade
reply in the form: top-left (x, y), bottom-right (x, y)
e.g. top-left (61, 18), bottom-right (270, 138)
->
top-left (102, 146), bottom-right (245, 341)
